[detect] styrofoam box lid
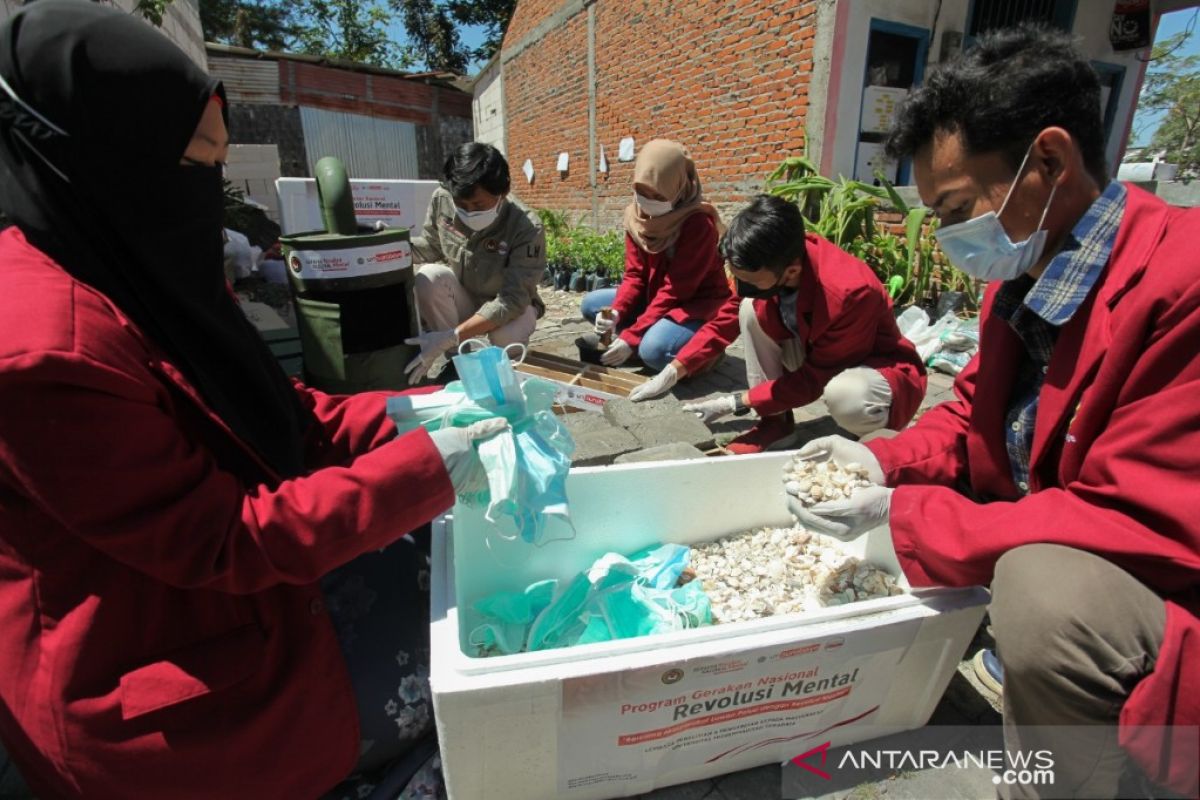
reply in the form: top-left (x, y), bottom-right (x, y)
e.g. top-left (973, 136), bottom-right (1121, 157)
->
top-left (441, 451), bottom-right (955, 678)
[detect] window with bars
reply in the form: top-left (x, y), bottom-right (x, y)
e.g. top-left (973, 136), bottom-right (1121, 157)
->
top-left (966, 0), bottom-right (1076, 37)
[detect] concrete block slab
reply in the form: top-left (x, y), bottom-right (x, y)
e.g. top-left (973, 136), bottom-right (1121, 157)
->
top-left (627, 414), bottom-right (714, 451)
top-left (613, 442), bottom-right (707, 464)
top-left (571, 426), bottom-right (641, 467)
top-left (602, 396), bottom-right (686, 428)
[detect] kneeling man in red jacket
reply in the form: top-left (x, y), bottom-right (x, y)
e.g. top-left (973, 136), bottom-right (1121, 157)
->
top-left (793, 25), bottom-right (1200, 798)
top-left (634, 194), bottom-right (927, 454)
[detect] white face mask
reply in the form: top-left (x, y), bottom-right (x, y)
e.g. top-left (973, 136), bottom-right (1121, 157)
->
top-left (933, 143), bottom-right (1058, 282)
top-left (634, 191), bottom-right (674, 217)
top-left (456, 198), bottom-right (503, 231)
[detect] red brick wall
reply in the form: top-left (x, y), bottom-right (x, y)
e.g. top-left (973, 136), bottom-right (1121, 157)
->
top-left (504, 0), bottom-right (567, 50)
top-left (503, 0), bottom-right (819, 229)
top-left (504, 11), bottom-right (590, 215)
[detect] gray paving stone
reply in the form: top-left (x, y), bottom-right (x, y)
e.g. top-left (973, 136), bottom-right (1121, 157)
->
top-left (627, 415), bottom-right (715, 451)
top-left (602, 396), bottom-right (687, 427)
top-left (614, 442), bottom-right (708, 464)
top-left (570, 425), bottom-right (642, 467)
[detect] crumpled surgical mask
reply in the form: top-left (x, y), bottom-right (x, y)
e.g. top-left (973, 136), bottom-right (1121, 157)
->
top-left (934, 143), bottom-right (1059, 282)
top-left (635, 191), bottom-right (674, 217)
top-left (456, 198), bottom-right (503, 231)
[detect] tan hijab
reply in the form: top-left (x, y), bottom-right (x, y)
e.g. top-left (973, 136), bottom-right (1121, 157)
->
top-left (623, 139), bottom-right (721, 254)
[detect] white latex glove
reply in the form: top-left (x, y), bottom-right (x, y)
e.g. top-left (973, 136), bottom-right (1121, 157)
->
top-left (429, 417), bottom-right (509, 491)
top-left (795, 435), bottom-right (886, 485)
top-left (404, 328), bottom-right (459, 385)
top-left (788, 485), bottom-right (894, 542)
top-left (682, 394), bottom-right (738, 425)
top-left (601, 337), bottom-right (633, 367)
top-left (629, 363), bottom-right (680, 402)
top-left (594, 309), bottom-right (619, 336)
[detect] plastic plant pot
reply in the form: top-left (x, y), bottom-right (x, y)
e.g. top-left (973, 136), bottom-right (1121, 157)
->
top-left (569, 270), bottom-right (588, 292)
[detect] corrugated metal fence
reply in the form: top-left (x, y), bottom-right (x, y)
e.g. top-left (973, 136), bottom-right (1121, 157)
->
top-left (299, 106), bottom-right (420, 179)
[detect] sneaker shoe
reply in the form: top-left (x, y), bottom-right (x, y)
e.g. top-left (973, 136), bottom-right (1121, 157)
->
top-left (725, 413), bottom-right (796, 455)
top-left (972, 648), bottom-right (1004, 696)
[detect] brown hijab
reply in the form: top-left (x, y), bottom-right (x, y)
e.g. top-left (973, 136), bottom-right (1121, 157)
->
top-left (622, 139), bottom-right (721, 254)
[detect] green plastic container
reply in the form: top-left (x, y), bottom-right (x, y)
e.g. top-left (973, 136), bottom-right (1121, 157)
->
top-left (280, 157), bottom-right (419, 393)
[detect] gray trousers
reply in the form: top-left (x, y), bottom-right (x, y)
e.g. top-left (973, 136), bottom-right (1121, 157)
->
top-left (990, 544), bottom-right (1166, 799)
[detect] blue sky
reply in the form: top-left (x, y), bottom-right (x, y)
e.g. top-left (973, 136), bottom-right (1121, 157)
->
top-left (385, 18), bottom-right (490, 74)
top-left (1129, 8), bottom-right (1199, 146)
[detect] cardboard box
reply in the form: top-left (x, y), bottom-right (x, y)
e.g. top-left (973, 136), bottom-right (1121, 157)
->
top-left (430, 452), bottom-right (988, 799)
top-left (516, 350), bottom-right (649, 413)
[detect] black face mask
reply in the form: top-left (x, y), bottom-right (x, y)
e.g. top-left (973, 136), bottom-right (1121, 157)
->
top-left (736, 274), bottom-right (786, 299)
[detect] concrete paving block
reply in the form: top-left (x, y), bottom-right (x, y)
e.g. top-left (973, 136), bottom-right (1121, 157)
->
top-left (571, 427), bottom-right (641, 467)
top-left (627, 413), bottom-right (715, 451)
top-left (561, 410), bottom-right (619, 436)
top-left (613, 442), bottom-right (707, 464)
top-left (602, 396), bottom-right (686, 428)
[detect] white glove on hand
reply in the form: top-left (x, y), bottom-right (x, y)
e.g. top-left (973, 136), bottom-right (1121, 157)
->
top-left (601, 337), bottom-right (634, 367)
top-left (788, 485), bottom-right (894, 542)
top-left (594, 309), bottom-right (619, 336)
top-left (682, 394), bottom-right (739, 425)
top-left (404, 329), bottom-right (459, 385)
top-left (795, 435), bottom-right (886, 485)
top-left (629, 363), bottom-right (681, 402)
top-left (429, 417), bottom-right (509, 491)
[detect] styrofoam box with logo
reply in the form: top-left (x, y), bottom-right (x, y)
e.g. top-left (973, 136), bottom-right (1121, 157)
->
top-left (275, 177), bottom-right (440, 235)
top-left (430, 451), bottom-right (989, 800)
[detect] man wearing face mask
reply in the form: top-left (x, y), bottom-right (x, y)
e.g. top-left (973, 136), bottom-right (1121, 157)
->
top-left (793, 26), bottom-right (1200, 799)
top-left (406, 142), bottom-right (546, 383)
top-left (666, 194), bottom-right (926, 454)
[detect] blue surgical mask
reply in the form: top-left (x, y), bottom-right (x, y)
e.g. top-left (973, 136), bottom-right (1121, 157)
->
top-left (934, 144), bottom-right (1058, 282)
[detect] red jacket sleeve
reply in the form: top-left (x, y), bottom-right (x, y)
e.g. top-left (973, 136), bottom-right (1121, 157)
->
top-left (747, 286), bottom-right (885, 416)
top-left (297, 385), bottom-right (400, 468)
top-left (0, 353), bottom-right (455, 595)
top-left (865, 354), bottom-right (977, 487)
top-left (619, 215), bottom-right (720, 348)
top-left (611, 234), bottom-right (647, 323)
top-left (676, 292), bottom-right (741, 372)
top-left (885, 287), bottom-right (1200, 594)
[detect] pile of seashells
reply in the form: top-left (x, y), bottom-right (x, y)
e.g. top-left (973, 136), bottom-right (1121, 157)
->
top-left (783, 455), bottom-right (874, 507)
top-left (682, 526), bottom-right (904, 624)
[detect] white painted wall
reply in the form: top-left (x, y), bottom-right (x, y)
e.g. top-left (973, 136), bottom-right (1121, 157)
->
top-left (0, 0), bottom-right (206, 69)
top-left (472, 57), bottom-right (506, 155)
top-left (822, 0), bottom-right (1148, 185)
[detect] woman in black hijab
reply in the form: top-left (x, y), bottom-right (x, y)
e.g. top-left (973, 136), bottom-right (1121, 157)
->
top-left (0, 2), bottom-right (496, 796)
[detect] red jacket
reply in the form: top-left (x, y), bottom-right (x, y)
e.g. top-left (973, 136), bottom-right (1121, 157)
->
top-left (0, 228), bottom-right (455, 798)
top-left (678, 234), bottom-right (926, 428)
top-left (612, 212), bottom-right (731, 348)
top-left (866, 186), bottom-right (1200, 796)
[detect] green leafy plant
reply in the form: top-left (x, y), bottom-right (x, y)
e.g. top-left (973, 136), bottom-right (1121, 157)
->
top-left (536, 209), bottom-right (626, 280)
top-left (765, 154), bottom-right (976, 311)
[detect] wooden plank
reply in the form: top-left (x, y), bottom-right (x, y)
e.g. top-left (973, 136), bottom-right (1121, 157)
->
top-left (523, 350), bottom-right (648, 392)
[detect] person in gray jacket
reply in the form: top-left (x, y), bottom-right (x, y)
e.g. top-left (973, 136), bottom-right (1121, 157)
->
top-left (405, 143), bottom-right (546, 383)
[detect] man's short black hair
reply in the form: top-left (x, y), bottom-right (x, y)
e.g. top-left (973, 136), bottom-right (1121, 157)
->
top-left (720, 194), bottom-right (808, 273)
top-left (442, 142), bottom-right (511, 199)
top-left (885, 24), bottom-right (1107, 186)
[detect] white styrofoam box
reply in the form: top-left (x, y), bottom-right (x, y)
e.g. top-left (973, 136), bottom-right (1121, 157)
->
top-left (430, 452), bottom-right (989, 800)
top-left (275, 177), bottom-right (439, 235)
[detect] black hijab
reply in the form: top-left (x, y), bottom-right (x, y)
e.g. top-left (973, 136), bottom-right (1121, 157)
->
top-left (0, 0), bottom-right (314, 481)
